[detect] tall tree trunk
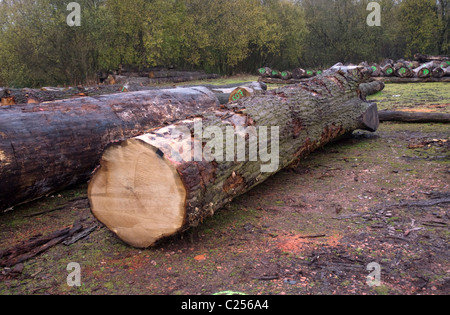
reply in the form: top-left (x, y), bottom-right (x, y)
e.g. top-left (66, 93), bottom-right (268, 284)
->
top-left (88, 71), bottom-right (379, 248)
top-left (0, 88), bottom-right (218, 211)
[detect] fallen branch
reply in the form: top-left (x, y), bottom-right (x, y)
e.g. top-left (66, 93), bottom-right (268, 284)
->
top-left (0, 222), bottom-right (82, 267)
top-left (63, 224), bottom-right (99, 246)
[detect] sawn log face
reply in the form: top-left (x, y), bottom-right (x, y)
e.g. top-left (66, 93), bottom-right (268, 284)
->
top-left (0, 87), bottom-right (218, 211)
top-left (88, 71), bottom-right (380, 248)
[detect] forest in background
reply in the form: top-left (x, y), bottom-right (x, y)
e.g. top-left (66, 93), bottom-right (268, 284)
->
top-left (0, 0), bottom-right (448, 88)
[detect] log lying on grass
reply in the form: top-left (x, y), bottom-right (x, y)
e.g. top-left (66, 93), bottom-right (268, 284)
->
top-left (414, 53), bottom-right (450, 63)
top-left (88, 70), bottom-right (379, 248)
top-left (359, 81), bottom-right (385, 98)
top-left (0, 87), bottom-right (219, 212)
top-left (378, 111), bottom-right (450, 123)
top-left (209, 82), bottom-right (267, 104)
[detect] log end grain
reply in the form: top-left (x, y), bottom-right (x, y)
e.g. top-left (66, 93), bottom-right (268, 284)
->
top-left (88, 139), bottom-right (187, 248)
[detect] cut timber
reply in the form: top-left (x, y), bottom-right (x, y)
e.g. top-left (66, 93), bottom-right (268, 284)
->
top-left (372, 76), bottom-right (450, 83)
top-left (378, 111), bottom-right (450, 123)
top-left (395, 66), bottom-right (414, 78)
top-left (381, 64), bottom-right (395, 77)
top-left (432, 67), bottom-right (444, 78)
top-left (359, 81), bottom-right (385, 98)
top-left (228, 87), bottom-right (254, 102)
top-left (0, 87), bottom-right (218, 212)
top-left (414, 53), bottom-right (450, 63)
top-left (280, 71), bottom-right (293, 80)
top-left (210, 82), bottom-right (267, 105)
top-left (257, 67), bottom-right (272, 78)
top-left (88, 70), bottom-right (379, 248)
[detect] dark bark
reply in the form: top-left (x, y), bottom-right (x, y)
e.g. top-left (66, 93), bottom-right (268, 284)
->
top-left (0, 87), bottom-right (219, 211)
top-left (88, 70), bottom-right (379, 248)
top-left (0, 222), bottom-right (83, 267)
top-left (378, 111), bottom-right (450, 123)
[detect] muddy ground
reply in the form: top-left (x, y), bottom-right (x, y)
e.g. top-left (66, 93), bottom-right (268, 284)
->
top-left (0, 81), bottom-right (449, 295)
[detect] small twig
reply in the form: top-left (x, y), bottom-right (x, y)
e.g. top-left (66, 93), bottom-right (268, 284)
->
top-left (297, 234), bottom-right (327, 239)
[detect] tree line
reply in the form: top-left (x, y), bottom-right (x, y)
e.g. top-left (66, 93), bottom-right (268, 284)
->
top-left (0, 0), bottom-right (448, 87)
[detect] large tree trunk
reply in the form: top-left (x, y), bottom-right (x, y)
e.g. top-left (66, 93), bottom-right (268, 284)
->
top-left (88, 71), bottom-right (379, 248)
top-left (0, 87), bottom-right (218, 212)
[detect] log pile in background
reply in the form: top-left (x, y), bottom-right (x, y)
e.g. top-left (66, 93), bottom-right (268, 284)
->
top-left (88, 69), bottom-right (379, 248)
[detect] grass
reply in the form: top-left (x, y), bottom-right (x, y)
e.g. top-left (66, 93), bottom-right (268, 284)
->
top-left (367, 82), bottom-right (450, 113)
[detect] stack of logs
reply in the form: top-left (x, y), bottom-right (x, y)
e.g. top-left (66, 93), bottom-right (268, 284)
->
top-left (259, 54), bottom-right (450, 84)
top-left (258, 67), bottom-right (321, 82)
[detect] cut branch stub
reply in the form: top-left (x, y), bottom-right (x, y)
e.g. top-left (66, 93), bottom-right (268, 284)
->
top-left (88, 71), bottom-right (379, 248)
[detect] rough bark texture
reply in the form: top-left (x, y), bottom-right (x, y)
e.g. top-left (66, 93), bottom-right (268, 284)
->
top-left (88, 71), bottom-right (379, 248)
top-left (0, 87), bottom-right (219, 211)
top-left (414, 53), bottom-right (450, 63)
top-left (359, 81), bottom-right (385, 98)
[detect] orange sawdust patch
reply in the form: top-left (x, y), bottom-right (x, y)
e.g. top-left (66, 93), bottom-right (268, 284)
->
top-left (194, 254), bottom-right (207, 261)
top-left (276, 233), bottom-right (342, 254)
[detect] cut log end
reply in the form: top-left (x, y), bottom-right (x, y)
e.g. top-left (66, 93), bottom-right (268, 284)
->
top-left (360, 103), bottom-right (379, 132)
top-left (88, 139), bottom-right (186, 248)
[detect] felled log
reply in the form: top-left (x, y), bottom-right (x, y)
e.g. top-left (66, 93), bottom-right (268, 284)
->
top-left (359, 81), bottom-right (385, 98)
top-left (381, 64), bottom-right (395, 77)
top-left (431, 66), bottom-right (444, 78)
top-left (325, 63), bottom-right (363, 74)
top-left (373, 77), bottom-right (450, 83)
top-left (88, 70), bottom-right (379, 248)
top-left (210, 82), bottom-right (267, 105)
top-left (270, 69), bottom-right (282, 78)
top-left (258, 67), bottom-right (272, 77)
top-left (395, 66), bottom-right (414, 78)
top-left (440, 61), bottom-right (450, 68)
top-left (414, 61), bottom-right (436, 78)
top-left (0, 87), bottom-right (218, 212)
top-left (370, 64), bottom-right (382, 77)
top-left (379, 111), bottom-right (450, 123)
top-left (414, 53), bottom-right (450, 63)
top-left (444, 67), bottom-right (450, 76)
top-left (280, 71), bottom-right (293, 80)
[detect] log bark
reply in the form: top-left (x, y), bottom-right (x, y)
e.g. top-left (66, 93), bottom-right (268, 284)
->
top-left (257, 67), bottom-right (272, 78)
top-left (370, 64), bottom-right (382, 77)
top-left (88, 70), bottom-right (379, 248)
top-left (444, 67), bottom-right (450, 76)
top-left (0, 87), bottom-right (219, 212)
top-left (378, 111), bottom-right (450, 123)
top-left (270, 69), bottom-right (282, 78)
top-left (414, 61), bottom-right (436, 78)
top-left (414, 53), bottom-right (450, 63)
top-left (381, 64), bottom-right (395, 77)
top-left (359, 81), bottom-right (385, 98)
top-left (280, 71), bottom-right (293, 80)
top-left (395, 66), bottom-right (414, 78)
top-left (373, 76), bottom-right (450, 83)
top-left (431, 66), bottom-right (444, 78)
top-left (210, 82), bottom-right (267, 105)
